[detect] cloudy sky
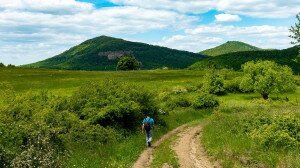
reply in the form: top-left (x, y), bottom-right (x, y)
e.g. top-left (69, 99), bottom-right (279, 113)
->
top-left (0, 0), bottom-right (299, 65)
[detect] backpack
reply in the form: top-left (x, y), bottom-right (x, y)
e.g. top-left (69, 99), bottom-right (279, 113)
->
top-left (144, 119), bottom-right (151, 132)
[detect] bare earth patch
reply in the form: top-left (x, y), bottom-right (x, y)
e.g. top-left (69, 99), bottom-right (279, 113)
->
top-left (133, 124), bottom-right (220, 168)
top-left (132, 125), bottom-right (187, 168)
top-left (173, 126), bottom-right (220, 168)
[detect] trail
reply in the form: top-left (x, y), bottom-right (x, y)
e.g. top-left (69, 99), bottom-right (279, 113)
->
top-left (132, 125), bottom-right (187, 168)
top-left (133, 124), bottom-right (220, 168)
top-left (173, 126), bottom-right (220, 168)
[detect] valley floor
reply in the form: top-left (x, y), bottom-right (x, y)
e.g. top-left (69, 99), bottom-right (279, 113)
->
top-left (0, 68), bottom-right (299, 167)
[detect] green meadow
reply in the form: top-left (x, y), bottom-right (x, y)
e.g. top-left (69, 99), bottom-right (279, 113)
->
top-left (0, 67), bottom-right (299, 167)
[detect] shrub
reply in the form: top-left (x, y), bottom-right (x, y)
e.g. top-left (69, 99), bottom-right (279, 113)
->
top-left (68, 80), bottom-right (158, 130)
top-left (242, 112), bottom-right (300, 149)
top-left (224, 77), bottom-right (243, 93)
top-left (192, 92), bottom-right (219, 109)
top-left (165, 95), bottom-right (191, 110)
top-left (0, 89), bottom-right (125, 166)
top-left (11, 132), bottom-right (62, 168)
top-left (172, 86), bottom-right (188, 94)
top-left (203, 69), bottom-right (225, 95)
top-left (7, 64), bottom-right (16, 68)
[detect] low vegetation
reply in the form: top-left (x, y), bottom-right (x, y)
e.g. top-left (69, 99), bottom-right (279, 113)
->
top-left (1, 59), bottom-right (299, 167)
top-left (202, 99), bottom-right (300, 167)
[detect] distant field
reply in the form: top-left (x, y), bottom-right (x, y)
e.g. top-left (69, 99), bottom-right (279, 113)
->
top-left (0, 67), bottom-right (208, 95)
top-left (1, 67), bottom-right (299, 97)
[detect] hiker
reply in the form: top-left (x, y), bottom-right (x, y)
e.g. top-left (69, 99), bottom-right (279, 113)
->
top-left (142, 114), bottom-right (155, 147)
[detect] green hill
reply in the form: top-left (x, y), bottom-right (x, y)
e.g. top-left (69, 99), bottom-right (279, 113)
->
top-left (190, 46), bottom-right (300, 74)
top-left (23, 36), bottom-right (206, 71)
top-left (201, 41), bottom-right (261, 56)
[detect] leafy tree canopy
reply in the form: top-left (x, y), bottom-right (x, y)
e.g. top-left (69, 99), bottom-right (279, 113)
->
top-left (289, 13), bottom-right (300, 45)
top-left (289, 13), bottom-right (300, 63)
top-left (116, 56), bottom-right (140, 71)
top-left (240, 61), bottom-right (296, 99)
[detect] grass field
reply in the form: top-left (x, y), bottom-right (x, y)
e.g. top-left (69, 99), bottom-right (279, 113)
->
top-left (0, 67), bottom-right (208, 95)
top-left (0, 67), bottom-right (299, 167)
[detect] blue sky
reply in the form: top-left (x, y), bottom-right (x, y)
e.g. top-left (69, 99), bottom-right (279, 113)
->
top-left (0, 0), bottom-right (299, 65)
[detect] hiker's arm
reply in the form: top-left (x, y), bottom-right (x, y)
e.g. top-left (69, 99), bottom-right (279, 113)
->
top-left (142, 124), bottom-right (144, 133)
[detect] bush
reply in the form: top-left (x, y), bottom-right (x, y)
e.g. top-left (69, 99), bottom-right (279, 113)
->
top-left (172, 86), bottom-right (188, 94)
top-left (68, 80), bottom-right (158, 130)
top-left (0, 92), bottom-right (65, 167)
top-left (0, 80), bottom-right (161, 166)
top-left (165, 95), bottom-right (191, 110)
top-left (224, 77), bottom-right (243, 93)
top-left (242, 112), bottom-right (300, 149)
top-left (7, 64), bottom-right (16, 68)
top-left (192, 92), bottom-right (219, 109)
top-left (203, 69), bottom-right (225, 95)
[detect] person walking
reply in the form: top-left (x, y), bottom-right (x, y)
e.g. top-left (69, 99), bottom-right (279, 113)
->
top-left (142, 114), bottom-right (155, 147)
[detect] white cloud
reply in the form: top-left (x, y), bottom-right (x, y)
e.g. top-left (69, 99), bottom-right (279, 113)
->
top-left (110, 0), bottom-right (300, 18)
top-left (110, 0), bottom-right (214, 14)
top-left (0, 5), bottom-right (197, 65)
top-left (157, 24), bottom-right (292, 52)
top-left (215, 13), bottom-right (241, 22)
top-left (0, 0), bottom-right (94, 14)
top-left (155, 35), bottom-right (223, 52)
top-left (0, 0), bottom-right (297, 65)
top-left (216, 0), bottom-right (299, 18)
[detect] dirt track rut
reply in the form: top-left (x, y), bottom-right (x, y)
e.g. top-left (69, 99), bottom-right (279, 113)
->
top-left (133, 124), bottom-right (220, 168)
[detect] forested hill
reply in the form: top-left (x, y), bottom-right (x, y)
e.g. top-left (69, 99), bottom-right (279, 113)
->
top-left (200, 41), bottom-right (261, 57)
top-left (190, 46), bottom-right (300, 74)
top-left (23, 36), bottom-right (206, 71)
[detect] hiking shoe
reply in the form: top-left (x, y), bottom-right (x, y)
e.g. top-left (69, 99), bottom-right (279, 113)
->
top-left (148, 142), bottom-right (151, 147)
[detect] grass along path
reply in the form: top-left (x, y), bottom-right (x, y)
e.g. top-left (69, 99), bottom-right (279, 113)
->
top-left (133, 124), bottom-right (188, 168)
top-left (134, 121), bottom-right (220, 168)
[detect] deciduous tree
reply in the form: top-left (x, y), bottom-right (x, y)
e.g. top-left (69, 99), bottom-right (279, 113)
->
top-left (240, 61), bottom-right (296, 99)
top-left (116, 56), bottom-right (140, 71)
top-left (289, 13), bottom-right (300, 62)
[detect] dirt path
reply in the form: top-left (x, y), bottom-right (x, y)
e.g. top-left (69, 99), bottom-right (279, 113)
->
top-left (132, 125), bottom-right (188, 168)
top-left (173, 126), bottom-right (220, 168)
top-left (133, 124), bottom-right (220, 168)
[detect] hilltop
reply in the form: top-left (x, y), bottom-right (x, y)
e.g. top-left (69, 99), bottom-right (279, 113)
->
top-left (201, 41), bottom-right (261, 56)
top-left (190, 46), bottom-right (300, 74)
top-left (24, 36), bottom-right (206, 71)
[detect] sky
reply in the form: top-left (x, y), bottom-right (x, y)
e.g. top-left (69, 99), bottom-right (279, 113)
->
top-left (0, 0), bottom-right (299, 65)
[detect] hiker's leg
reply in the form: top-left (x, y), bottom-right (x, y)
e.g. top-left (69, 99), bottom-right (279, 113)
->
top-left (148, 130), bottom-right (153, 143)
top-left (146, 131), bottom-right (149, 145)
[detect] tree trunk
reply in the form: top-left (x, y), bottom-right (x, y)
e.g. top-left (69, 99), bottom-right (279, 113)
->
top-left (262, 93), bottom-right (269, 100)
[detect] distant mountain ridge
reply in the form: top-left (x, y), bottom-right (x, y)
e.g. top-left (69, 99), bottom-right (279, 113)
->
top-left (190, 46), bottom-right (300, 74)
top-left (24, 36), bottom-right (206, 71)
top-left (201, 41), bottom-right (261, 57)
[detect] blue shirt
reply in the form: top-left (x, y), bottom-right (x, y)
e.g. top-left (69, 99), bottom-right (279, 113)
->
top-left (142, 117), bottom-right (154, 129)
